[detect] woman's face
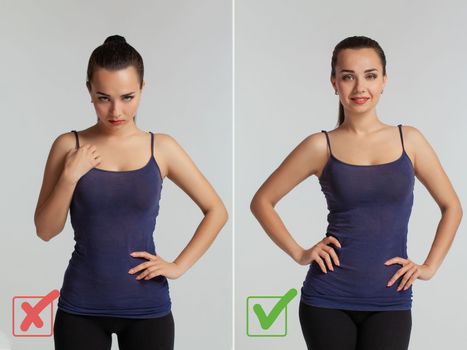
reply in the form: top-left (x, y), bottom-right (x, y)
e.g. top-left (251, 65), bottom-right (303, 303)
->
top-left (87, 66), bottom-right (144, 129)
top-left (331, 48), bottom-right (387, 117)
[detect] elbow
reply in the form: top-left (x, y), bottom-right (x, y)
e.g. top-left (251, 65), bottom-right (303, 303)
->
top-left (250, 192), bottom-right (270, 217)
top-left (221, 206), bottom-right (229, 226)
top-left (440, 200), bottom-right (463, 221)
top-left (36, 228), bottom-right (52, 242)
top-left (214, 201), bottom-right (229, 226)
top-left (220, 201), bottom-right (229, 226)
top-left (34, 220), bottom-right (61, 242)
top-left (250, 193), bottom-right (261, 217)
top-left (202, 200), bottom-right (229, 226)
top-left (34, 218), bottom-right (48, 241)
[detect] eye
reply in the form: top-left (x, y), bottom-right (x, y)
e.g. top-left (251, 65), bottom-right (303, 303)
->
top-left (342, 74), bottom-right (353, 81)
top-left (97, 96), bottom-right (109, 102)
top-left (366, 74), bottom-right (377, 80)
top-left (123, 96), bottom-right (135, 101)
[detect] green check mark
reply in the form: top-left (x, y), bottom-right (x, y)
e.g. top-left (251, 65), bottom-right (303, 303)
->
top-left (252, 288), bottom-right (298, 330)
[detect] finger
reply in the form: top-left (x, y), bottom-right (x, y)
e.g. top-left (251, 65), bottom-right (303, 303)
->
top-left (323, 246), bottom-right (340, 266)
top-left (130, 251), bottom-right (151, 260)
top-left (397, 266), bottom-right (417, 291)
top-left (138, 266), bottom-right (159, 280)
top-left (319, 250), bottom-right (334, 271)
top-left (136, 265), bottom-right (157, 280)
top-left (314, 257), bottom-right (327, 274)
top-left (325, 236), bottom-right (342, 249)
top-left (145, 269), bottom-right (162, 280)
top-left (387, 262), bottom-right (414, 286)
top-left (403, 269), bottom-right (421, 290)
top-left (385, 257), bottom-right (408, 266)
top-left (128, 261), bottom-right (152, 274)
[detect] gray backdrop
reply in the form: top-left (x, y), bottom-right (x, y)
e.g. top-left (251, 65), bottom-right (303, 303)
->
top-left (2, 1), bottom-right (467, 349)
top-left (236, 0), bottom-right (467, 349)
top-left (0, 1), bottom-right (232, 349)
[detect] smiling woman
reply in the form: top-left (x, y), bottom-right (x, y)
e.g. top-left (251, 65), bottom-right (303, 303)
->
top-left (250, 35), bottom-right (462, 350)
top-left (33, 35), bottom-right (228, 350)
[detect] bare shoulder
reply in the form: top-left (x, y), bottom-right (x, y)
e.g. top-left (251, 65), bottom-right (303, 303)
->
top-left (296, 131), bottom-right (329, 156)
top-left (276, 130), bottom-right (330, 179)
top-left (43, 130), bottom-right (78, 177)
top-left (400, 124), bottom-right (439, 169)
top-left (49, 131), bottom-right (78, 156)
top-left (400, 124), bottom-right (432, 151)
top-left (152, 133), bottom-right (186, 178)
top-left (35, 131), bottom-right (77, 216)
top-left (401, 124), bottom-right (424, 138)
top-left (153, 132), bottom-right (179, 151)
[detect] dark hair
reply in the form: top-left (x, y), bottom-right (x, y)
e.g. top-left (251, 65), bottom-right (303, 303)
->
top-left (86, 35), bottom-right (144, 122)
top-left (86, 35), bottom-right (144, 89)
top-left (331, 36), bottom-right (386, 126)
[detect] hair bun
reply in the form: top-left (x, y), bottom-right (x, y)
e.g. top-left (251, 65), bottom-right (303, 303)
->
top-left (104, 35), bottom-right (127, 44)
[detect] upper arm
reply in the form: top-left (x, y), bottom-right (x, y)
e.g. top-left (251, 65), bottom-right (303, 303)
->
top-left (34, 132), bottom-right (76, 220)
top-left (405, 125), bottom-right (461, 211)
top-left (252, 132), bottom-right (328, 207)
top-left (155, 133), bottom-right (224, 214)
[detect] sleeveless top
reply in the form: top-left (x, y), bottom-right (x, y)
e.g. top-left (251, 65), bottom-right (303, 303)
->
top-left (57, 130), bottom-right (171, 318)
top-left (301, 124), bottom-right (415, 311)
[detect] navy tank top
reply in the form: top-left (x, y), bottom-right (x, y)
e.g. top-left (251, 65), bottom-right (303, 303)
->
top-left (57, 130), bottom-right (171, 318)
top-left (301, 124), bottom-right (414, 311)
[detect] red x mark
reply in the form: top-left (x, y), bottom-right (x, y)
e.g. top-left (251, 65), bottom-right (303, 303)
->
top-left (20, 289), bottom-right (60, 331)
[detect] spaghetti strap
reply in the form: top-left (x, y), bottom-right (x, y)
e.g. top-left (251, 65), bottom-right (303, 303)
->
top-left (71, 130), bottom-right (80, 149)
top-left (149, 131), bottom-right (154, 157)
top-left (321, 130), bottom-right (333, 156)
top-left (397, 124), bottom-right (405, 152)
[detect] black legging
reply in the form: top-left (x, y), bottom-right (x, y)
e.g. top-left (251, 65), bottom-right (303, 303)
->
top-left (299, 302), bottom-right (411, 350)
top-left (54, 308), bottom-right (174, 350)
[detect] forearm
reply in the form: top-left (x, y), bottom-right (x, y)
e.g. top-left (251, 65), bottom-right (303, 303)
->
top-left (35, 171), bottom-right (77, 241)
top-left (423, 203), bottom-right (463, 274)
top-left (250, 196), bottom-right (304, 262)
top-left (173, 203), bottom-right (228, 273)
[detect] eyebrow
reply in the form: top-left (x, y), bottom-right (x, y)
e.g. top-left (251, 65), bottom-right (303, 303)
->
top-left (340, 69), bottom-right (378, 73)
top-left (96, 91), bottom-right (136, 97)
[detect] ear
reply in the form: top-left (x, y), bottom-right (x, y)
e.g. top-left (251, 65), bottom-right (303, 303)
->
top-left (330, 75), bottom-right (337, 92)
top-left (382, 74), bottom-right (388, 90)
top-left (86, 81), bottom-right (92, 94)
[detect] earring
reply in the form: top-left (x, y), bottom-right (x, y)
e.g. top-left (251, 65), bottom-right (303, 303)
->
top-left (335, 90), bottom-right (338, 95)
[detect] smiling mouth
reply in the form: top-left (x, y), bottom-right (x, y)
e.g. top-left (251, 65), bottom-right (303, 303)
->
top-left (350, 97), bottom-right (370, 105)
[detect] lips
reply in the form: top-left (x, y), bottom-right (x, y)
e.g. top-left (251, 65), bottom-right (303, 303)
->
top-left (350, 97), bottom-right (370, 105)
top-left (109, 119), bottom-right (125, 125)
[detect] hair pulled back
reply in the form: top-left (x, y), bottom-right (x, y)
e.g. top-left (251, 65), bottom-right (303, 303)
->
top-left (331, 36), bottom-right (386, 126)
top-left (86, 35), bottom-right (144, 90)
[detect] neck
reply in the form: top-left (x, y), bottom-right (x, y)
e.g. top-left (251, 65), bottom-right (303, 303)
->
top-left (340, 109), bottom-right (384, 134)
top-left (93, 118), bottom-right (140, 139)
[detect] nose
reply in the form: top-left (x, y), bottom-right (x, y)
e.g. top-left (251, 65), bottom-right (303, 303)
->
top-left (354, 76), bottom-right (366, 94)
top-left (110, 100), bottom-right (123, 118)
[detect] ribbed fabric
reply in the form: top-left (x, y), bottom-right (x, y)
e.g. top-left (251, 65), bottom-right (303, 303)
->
top-left (57, 130), bottom-right (171, 318)
top-left (301, 124), bottom-right (414, 311)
